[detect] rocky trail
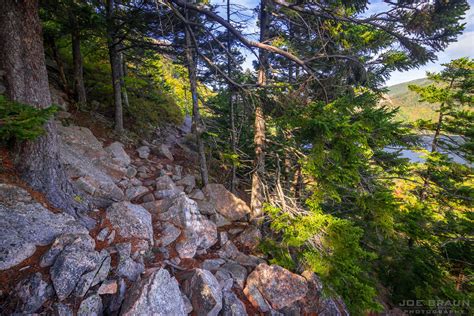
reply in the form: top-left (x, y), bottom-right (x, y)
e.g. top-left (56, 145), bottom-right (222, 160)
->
top-left (0, 112), bottom-right (348, 315)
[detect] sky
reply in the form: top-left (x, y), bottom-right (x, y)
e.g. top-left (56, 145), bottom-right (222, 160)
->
top-left (380, 1), bottom-right (474, 86)
top-left (212, 0), bottom-right (474, 86)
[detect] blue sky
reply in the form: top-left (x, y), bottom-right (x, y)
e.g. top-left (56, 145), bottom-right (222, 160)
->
top-left (381, 1), bottom-right (474, 85)
top-left (212, 0), bottom-right (474, 86)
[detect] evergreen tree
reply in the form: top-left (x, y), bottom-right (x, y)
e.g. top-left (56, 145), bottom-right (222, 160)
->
top-left (387, 58), bottom-right (474, 308)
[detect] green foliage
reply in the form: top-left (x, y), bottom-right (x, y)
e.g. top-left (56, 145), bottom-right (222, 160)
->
top-left (136, 54), bottom-right (214, 114)
top-left (285, 91), bottom-right (408, 208)
top-left (410, 58), bottom-right (473, 162)
top-left (263, 203), bottom-right (381, 315)
top-left (381, 58), bottom-right (474, 313)
top-left (44, 34), bottom-right (188, 135)
top-left (266, 87), bottom-right (470, 314)
top-left (204, 87), bottom-right (255, 183)
top-left (384, 177), bottom-right (473, 314)
top-left (0, 96), bottom-right (57, 142)
top-left (219, 151), bottom-right (241, 168)
top-left (126, 93), bottom-right (183, 137)
top-left (39, 0), bottom-right (195, 136)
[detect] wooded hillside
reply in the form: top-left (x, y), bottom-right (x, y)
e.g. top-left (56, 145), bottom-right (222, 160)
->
top-left (381, 78), bottom-right (437, 121)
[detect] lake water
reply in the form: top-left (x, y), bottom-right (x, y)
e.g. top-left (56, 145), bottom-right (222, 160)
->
top-left (385, 135), bottom-right (470, 165)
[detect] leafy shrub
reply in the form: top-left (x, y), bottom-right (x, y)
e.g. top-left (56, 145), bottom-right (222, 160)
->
top-left (0, 95), bottom-right (57, 142)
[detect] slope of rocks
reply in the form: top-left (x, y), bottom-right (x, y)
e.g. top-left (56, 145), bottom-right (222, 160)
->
top-left (0, 118), bottom-right (349, 315)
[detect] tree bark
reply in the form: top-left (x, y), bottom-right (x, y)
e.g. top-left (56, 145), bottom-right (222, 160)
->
top-left (431, 111), bottom-right (444, 153)
top-left (0, 0), bottom-right (88, 219)
top-left (456, 268), bottom-right (465, 291)
top-left (106, 0), bottom-right (124, 134)
top-left (420, 110), bottom-right (444, 200)
top-left (119, 51), bottom-right (130, 109)
top-left (229, 93), bottom-right (237, 192)
top-left (430, 77), bottom-right (454, 153)
top-left (283, 131), bottom-right (293, 192)
top-left (288, 21), bottom-right (294, 84)
top-left (185, 11), bottom-right (209, 186)
top-left (250, 0), bottom-right (270, 222)
top-left (45, 35), bottom-right (71, 98)
top-left (292, 163), bottom-right (303, 199)
top-left (70, 14), bottom-right (87, 105)
top-left (227, 0), bottom-right (237, 193)
top-left (421, 78), bottom-right (454, 199)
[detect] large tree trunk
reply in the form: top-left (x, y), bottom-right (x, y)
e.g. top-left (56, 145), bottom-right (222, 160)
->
top-left (250, 0), bottom-right (270, 222)
top-left (185, 14), bottom-right (209, 186)
top-left (71, 26), bottom-right (87, 104)
top-left (106, 0), bottom-right (124, 134)
top-left (0, 0), bottom-right (88, 220)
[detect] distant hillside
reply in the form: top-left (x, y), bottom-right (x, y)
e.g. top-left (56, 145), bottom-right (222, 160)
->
top-left (381, 78), bottom-right (439, 122)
